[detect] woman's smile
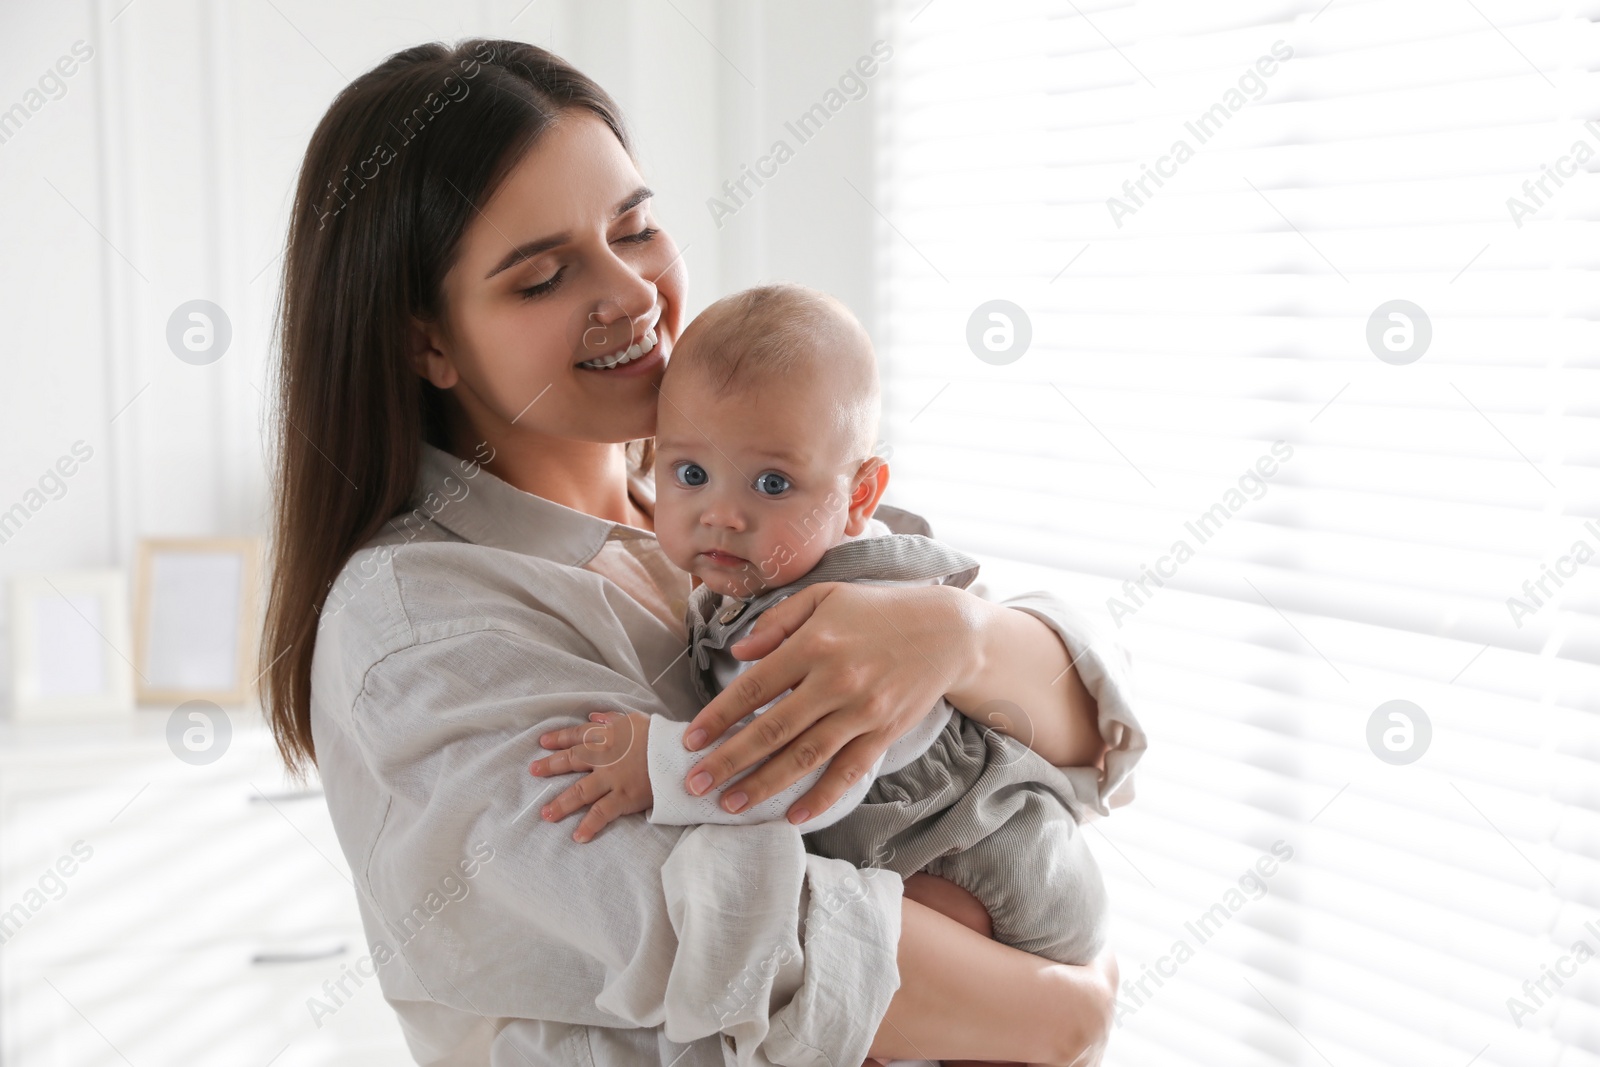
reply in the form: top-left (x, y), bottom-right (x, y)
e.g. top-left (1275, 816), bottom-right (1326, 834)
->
top-left (575, 328), bottom-right (665, 376)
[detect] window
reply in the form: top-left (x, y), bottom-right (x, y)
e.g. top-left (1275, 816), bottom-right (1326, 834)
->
top-left (874, 1), bottom-right (1600, 1062)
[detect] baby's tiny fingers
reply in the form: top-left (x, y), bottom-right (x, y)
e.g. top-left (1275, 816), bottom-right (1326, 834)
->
top-left (541, 776), bottom-right (601, 822)
top-left (529, 748), bottom-right (589, 776)
top-left (538, 724), bottom-right (587, 750)
top-left (573, 795), bottom-right (623, 843)
top-left (543, 710), bottom-right (622, 749)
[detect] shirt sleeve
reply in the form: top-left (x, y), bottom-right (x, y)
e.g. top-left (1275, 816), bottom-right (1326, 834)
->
top-left (645, 712), bottom-right (884, 833)
top-left (966, 577), bottom-right (1148, 819)
top-left (319, 585), bottom-right (904, 1067)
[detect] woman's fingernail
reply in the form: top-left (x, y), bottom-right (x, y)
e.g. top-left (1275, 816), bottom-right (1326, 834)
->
top-left (724, 791), bottom-right (748, 813)
top-left (685, 728), bottom-right (707, 750)
top-left (788, 808), bottom-right (810, 825)
top-left (689, 771), bottom-right (713, 795)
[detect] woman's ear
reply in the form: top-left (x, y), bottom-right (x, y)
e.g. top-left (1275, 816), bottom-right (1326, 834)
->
top-left (843, 456), bottom-right (891, 536)
top-left (411, 316), bottom-right (460, 390)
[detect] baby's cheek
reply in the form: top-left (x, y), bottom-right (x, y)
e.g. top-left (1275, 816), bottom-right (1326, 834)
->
top-left (651, 512), bottom-right (693, 569)
top-left (759, 541), bottom-right (830, 589)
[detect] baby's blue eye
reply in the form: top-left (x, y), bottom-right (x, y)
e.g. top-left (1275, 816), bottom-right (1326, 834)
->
top-left (674, 462), bottom-right (708, 488)
top-left (755, 472), bottom-right (790, 496)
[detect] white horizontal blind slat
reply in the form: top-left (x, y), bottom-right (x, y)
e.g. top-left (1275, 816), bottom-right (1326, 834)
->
top-left (875, 0), bottom-right (1600, 1063)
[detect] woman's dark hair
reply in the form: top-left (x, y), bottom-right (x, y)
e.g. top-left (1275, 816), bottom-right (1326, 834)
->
top-left (262, 40), bottom-right (637, 778)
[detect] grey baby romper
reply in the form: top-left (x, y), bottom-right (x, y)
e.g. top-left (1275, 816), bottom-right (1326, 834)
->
top-left (685, 512), bottom-right (1109, 966)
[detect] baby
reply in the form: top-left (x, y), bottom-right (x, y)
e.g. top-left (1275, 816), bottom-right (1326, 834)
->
top-left (534, 283), bottom-right (1108, 967)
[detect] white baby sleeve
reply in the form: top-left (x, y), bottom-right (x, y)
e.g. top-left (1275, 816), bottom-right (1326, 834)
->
top-left (647, 712), bottom-right (885, 833)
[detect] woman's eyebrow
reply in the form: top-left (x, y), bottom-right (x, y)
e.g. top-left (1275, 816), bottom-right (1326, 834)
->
top-left (487, 235), bottom-right (566, 279)
top-left (485, 186), bottom-right (655, 279)
top-left (614, 185), bottom-right (654, 218)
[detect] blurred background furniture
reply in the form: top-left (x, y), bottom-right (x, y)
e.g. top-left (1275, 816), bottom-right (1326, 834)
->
top-left (0, 708), bottom-right (409, 1064)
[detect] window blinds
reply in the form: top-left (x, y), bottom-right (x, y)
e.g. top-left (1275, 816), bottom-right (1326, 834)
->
top-left (871, 1), bottom-right (1600, 1064)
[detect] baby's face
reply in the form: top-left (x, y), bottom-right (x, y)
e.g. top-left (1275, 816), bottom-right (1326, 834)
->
top-left (654, 370), bottom-right (865, 598)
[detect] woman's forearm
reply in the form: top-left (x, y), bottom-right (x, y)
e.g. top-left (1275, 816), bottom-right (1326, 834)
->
top-left (869, 895), bottom-right (1116, 1065)
top-left (944, 592), bottom-right (1105, 768)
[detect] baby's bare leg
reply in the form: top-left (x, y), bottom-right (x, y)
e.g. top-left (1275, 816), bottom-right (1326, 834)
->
top-left (903, 871), bottom-right (993, 938)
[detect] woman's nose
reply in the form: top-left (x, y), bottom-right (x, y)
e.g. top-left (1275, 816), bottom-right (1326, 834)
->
top-left (593, 249), bottom-right (658, 330)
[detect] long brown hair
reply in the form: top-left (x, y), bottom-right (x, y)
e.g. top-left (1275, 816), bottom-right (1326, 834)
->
top-left (262, 40), bottom-right (636, 779)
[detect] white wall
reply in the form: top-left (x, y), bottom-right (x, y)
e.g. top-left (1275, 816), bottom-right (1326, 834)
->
top-left (0, 0), bottom-right (883, 709)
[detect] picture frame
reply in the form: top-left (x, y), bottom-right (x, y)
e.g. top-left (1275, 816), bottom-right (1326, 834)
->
top-left (8, 569), bottom-right (136, 719)
top-left (132, 538), bottom-right (261, 706)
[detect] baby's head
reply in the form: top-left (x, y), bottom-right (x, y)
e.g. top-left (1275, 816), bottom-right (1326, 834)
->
top-left (653, 283), bottom-right (889, 598)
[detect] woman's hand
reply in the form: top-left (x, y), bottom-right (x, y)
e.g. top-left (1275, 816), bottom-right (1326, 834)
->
top-left (680, 581), bottom-right (979, 823)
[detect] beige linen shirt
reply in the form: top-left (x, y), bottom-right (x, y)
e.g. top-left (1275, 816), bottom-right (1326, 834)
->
top-left (308, 442), bottom-right (1145, 1067)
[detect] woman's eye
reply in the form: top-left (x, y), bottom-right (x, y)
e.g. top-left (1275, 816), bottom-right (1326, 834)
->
top-left (674, 462), bottom-right (708, 488)
top-left (519, 230), bottom-right (653, 299)
top-left (518, 266), bottom-right (565, 299)
top-left (616, 227), bottom-right (659, 245)
top-left (754, 472), bottom-right (790, 496)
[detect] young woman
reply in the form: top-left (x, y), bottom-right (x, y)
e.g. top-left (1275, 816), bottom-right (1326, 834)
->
top-left (262, 39), bottom-right (1143, 1067)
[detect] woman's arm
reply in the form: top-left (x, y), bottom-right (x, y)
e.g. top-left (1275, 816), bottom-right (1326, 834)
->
top-left (941, 586), bottom-right (1104, 766)
top-left (679, 580), bottom-right (1129, 822)
top-left (317, 545), bottom-right (907, 1065)
top-left (876, 894), bottom-right (1119, 1065)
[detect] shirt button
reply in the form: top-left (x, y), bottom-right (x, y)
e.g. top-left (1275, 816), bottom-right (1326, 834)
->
top-left (719, 602), bottom-right (746, 625)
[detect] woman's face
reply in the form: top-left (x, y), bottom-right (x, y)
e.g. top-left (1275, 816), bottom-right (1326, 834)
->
top-left (420, 111), bottom-right (686, 451)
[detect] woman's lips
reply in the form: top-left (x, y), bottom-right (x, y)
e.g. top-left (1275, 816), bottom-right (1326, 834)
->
top-left (574, 339), bottom-right (666, 378)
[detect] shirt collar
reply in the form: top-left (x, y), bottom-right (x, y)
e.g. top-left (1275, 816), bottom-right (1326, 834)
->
top-left (413, 442), bottom-right (657, 568)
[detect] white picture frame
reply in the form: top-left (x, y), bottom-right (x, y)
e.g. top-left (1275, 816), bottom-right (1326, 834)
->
top-left (9, 570), bottom-right (136, 719)
top-left (133, 538), bottom-right (261, 706)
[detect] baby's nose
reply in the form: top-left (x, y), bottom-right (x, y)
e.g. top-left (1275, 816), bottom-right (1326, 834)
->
top-left (701, 503), bottom-right (746, 531)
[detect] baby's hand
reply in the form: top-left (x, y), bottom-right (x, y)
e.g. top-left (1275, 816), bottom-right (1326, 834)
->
top-left (529, 710), bottom-right (654, 842)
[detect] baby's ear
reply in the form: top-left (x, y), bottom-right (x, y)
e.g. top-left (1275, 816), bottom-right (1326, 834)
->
top-left (844, 456), bottom-right (891, 536)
